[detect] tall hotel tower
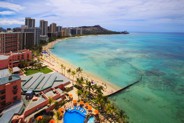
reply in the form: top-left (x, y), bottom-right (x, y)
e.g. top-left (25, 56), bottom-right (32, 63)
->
top-left (40, 20), bottom-right (48, 35)
top-left (25, 17), bottom-right (35, 28)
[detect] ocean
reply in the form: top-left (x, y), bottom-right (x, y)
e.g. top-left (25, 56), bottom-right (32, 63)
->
top-left (51, 33), bottom-right (184, 123)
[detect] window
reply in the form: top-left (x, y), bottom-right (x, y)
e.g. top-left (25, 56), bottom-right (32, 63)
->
top-left (12, 89), bottom-right (17, 94)
top-left (0, 95), bottom-right (5, 100)
top-left (13, 96), bottom-right (17, 100)
top-left (0, 90), bottom-right (5, 94)
top-left (13, 85), bottom-right (17, 89)
top-left (1, 101), bottom-right (5, 105)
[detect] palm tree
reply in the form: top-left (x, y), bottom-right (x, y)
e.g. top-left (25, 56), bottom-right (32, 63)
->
top-left (71, 71), bottom-right (76, 80)
top-left (76, 89), bottom-right (83, 100)
top-left (54, 101), bottom-right (59, 110)
top-left (76, 67), bottom-right (82, 77)
top-left (105, 103), bottom-right (113, 117)
top-left (63, 66), bottom-right (66, 75)
top-left (85, 80), bottom-right (92, 93)
top-left (95, 94), bottom-right (104, 110)
top-left (55, 110), bottom-right (61, 123)
top-left (67, 68), bottom-right (71, 78)
top-left (76, 77), bottom-right (84, 88)
top-left (94, 85), bottom-right (104, 95)
top-left (60, 64), bottom-right (64, 74)
top-left (48, 97), bottom-right (54, 106)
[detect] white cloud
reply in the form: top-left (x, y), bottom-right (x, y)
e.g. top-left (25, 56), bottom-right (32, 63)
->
top-left (0, 1), bottom-right (24, 12)
top-left (0, 11), bottom-right (15, 15)
top-left (0, 19), bottom-right (24, 25)
top-left (1, 0), bottom-right (184, 32)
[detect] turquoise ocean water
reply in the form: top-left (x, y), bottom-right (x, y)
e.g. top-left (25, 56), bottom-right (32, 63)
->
top-left (51, 33), bottom-right (184, 123)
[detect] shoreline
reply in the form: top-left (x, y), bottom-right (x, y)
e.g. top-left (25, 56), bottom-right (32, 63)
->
top-left (42, 37), bottom-right (121, 96)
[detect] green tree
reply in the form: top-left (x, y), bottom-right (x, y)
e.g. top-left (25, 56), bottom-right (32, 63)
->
top-left (71, 70), bottom-right (76, 80)
top-left (94, 85), bottom-right (104, 95)
top-left (55, 110), bottom-right (61, 123)
top-left (67, 68), bottom-right (71, 78)
top-left (63, 66), bottom-right (66, 75)
top-left (54, 101), bottom-right (59, 110)
top-left (76, 67), bottom-right (82, 77)
top-left (60, 64), bottom-right (64, 74)
top-left (76, 77), bottom-right (84, 88)
top-left (48, 97), bottom-right (54, 106)
top-left (77, 89), bottom-right (83, 100)
top-left (85, 80), bottom-right (92, 93)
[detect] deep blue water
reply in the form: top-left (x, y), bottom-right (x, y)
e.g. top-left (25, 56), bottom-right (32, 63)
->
top-left (51, 33), bottom-right (184, 123)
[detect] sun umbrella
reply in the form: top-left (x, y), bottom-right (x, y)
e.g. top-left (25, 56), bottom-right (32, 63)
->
top-left (94, 110), bottom-right (99, 115)
top-left (88, 105), bottom-right (92, 111)
top-left (85, 103), bottom-right (89, 108)
top-left (79, 101), bottom-right (84, 106)
top-left (73, 100), bottom-right (77, 104)
top-left (58, 107), bottom-right (64, 113)
top-left (36, 116), bottom-right (43, 121)
top-left (49, 119), bottom-right (55, 123)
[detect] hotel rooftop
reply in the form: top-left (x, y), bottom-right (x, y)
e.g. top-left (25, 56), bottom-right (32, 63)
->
top-left (0, 74), bottom-right (20, 85)
top-left (21, 72), bottom-right (70, 92)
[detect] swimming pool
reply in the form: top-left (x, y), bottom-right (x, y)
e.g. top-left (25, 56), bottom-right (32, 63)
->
top-left (87, 116), bottom-right (95, 123)
top-left (63, 107), bottom-right (86, 123)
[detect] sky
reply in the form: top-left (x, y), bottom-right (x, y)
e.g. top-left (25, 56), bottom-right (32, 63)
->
top-left (0, 0), bottom-right (184, 32)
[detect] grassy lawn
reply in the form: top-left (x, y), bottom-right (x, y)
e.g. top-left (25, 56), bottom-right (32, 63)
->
top-left (25, 67), bottom-right (53, 75)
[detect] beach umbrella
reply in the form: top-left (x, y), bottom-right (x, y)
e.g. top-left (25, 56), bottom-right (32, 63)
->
top-left (49, 119), bottom-right (55, 123)
top-left (73, 100), bottom-right (77, 105)
top-left (94, 110), bottom-right (99, 115)
top-left (79, 101), bottom-right (84, 106)
top-left (58, 107), bottom-right (64, 113)
top-left (69, 94), bottom-right (73, 98)
top-left (36, 116), bottom-right (43, 121)
top-left (88, 105), bottom-right (92, 111)
top-left (85, 103), bottom-right (89, 108)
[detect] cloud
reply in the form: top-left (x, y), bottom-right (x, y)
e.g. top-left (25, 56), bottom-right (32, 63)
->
top-left (0, 1), bottom-right (24, 12)
top-left (0, 11), bottom-right (15, 15)
top-left (0, 19), bottom-right (24, 25)
top-left (0, 0), bottom-right (184, 32)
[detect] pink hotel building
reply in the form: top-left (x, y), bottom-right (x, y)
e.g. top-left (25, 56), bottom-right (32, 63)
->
top-left (0, 49), bottom-right (32, 70)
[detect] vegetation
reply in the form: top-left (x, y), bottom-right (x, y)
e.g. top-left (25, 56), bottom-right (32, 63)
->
top-left (74, 76), bottom-right (129, 123)
top-left (25, 66), bottom-right (52, 75)
top-left (66, 68), bottom-right (71, 78)
top-left (48, 97), bottom-right (55, 106)
top-left (76, 67), bottom-right (83, 77)
top-left (55, 63), bottom-right (128, 122)
top-left (54, 110), bottom-right (61, 122)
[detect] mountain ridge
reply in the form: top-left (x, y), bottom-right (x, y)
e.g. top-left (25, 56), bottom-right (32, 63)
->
top-left (79, 25), bottom-right (129, 35)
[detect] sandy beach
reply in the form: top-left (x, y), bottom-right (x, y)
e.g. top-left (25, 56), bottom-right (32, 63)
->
top-left (42, 38), bottom-right (121, 96)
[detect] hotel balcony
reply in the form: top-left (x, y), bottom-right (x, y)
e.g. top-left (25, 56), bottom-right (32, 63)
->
top-left (12, 89), bottom-right (18, 94)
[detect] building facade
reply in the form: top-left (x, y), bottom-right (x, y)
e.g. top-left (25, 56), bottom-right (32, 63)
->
top-left (61, 28), bottom-right (71, 37)
top-left (50, 23), bottom-right (57, 33)
top-left (0, 74), bottom-right (21, 111)
top-left (0, 32), bottom-right (21, 53)
top-left (70, 27), bottom-right (83, 36)
top-left (40, 20), bottom-right (48, 35)
top-left (22, 27), bottom-right (40, 46)
top-left (0, 49), bottom-right (32, 70)
top-left (20, 32), bottom-right (34, 49)
top-left (57, 26), bottom-right (62, 37)
top-left (25, 17), bottom-right (35, 28)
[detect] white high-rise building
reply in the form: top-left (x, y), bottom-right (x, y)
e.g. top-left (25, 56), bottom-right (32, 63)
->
top-left (40, 20), bottom-right (48, 35)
